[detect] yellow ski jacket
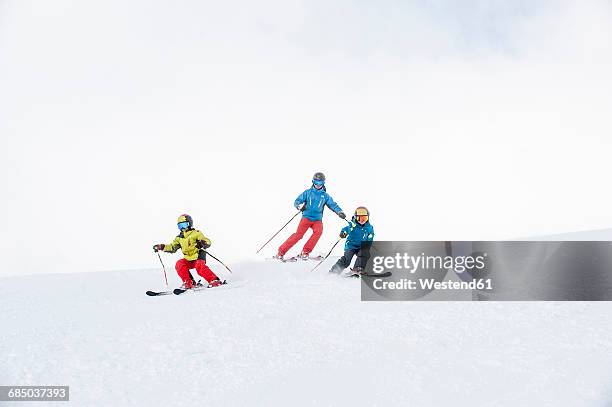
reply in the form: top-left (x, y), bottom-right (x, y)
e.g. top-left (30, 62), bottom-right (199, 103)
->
top-left (163, 229), bottom-right (212, 261)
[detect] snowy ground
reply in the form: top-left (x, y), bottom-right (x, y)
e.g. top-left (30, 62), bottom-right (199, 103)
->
top-left (2, 259), bottom-right (612, 406)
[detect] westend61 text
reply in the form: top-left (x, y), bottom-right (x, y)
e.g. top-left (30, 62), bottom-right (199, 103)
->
top-left (373, 278), bottom-right (493, 291)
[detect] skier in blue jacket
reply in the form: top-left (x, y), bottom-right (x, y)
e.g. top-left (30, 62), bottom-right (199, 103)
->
top-left (329, 207), bottom-right (375, 275)
top-left (276, 172), bottom-right (345, 260)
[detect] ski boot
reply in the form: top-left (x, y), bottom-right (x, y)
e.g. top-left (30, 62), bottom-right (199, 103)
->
top-left (298, 252), bottom-right (309, 260)
top-left (180, 280), bottom-right (195, 290)
top-left (208, 279), bottom-right (226, 288)
top-left (273, 253), bottom-right (285, 261)
top-left (346, 267), bottom-right (364, 278)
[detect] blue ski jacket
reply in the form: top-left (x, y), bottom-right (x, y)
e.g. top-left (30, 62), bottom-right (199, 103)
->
top-left (294, 187), bottom-right (343, 221)
top-left (341, 221), bottom-right (375, 250)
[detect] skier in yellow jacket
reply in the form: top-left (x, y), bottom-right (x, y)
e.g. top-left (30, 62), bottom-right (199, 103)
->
top-left (153, 214), bottom-right (223, 289)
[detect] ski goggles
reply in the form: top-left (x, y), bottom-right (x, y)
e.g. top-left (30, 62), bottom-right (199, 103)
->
top-left (313, 179), bottom-right (325, 186)
top-left (354, 208), bottom-right (369, 223)
top-left (177, 221), bottom-right (190, 230)
top-left (355, 215), bottom-right (369, 224)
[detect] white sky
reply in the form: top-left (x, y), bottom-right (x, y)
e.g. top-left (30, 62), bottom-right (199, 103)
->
top-left (1, 0), bottom-right (611, 276)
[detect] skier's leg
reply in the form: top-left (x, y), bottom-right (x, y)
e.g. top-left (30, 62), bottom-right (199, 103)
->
top-left (302, 220), bottom-right (323, 254)
top-left (194, 259), bottom-right (219, 283)
top-left (354, 246), bottom-right (372, 270)
top-left (176, 259), bottom-right (195, 288)
top-left (278, 218), bottom-right (311, 256)
top-left (329, 249), bottom-right (357, 274)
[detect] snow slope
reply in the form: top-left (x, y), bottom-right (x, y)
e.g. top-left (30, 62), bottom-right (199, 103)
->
top-left (2, 259), bottom-right (612, 406)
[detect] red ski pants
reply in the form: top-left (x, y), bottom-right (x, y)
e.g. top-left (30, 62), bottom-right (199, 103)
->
top-left (278, 217), bottom-right (323, 256)
top-left (175, 258), bottom-right (218, 286)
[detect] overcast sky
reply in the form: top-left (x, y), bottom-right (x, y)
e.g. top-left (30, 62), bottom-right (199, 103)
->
top-left (1, 0), bottom-right (611, 277)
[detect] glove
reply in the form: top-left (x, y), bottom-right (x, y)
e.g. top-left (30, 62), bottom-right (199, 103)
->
top-left (296, 204), bottom-right (305, 212)
top-left (153, 244), bottom-right (165, 252)
top-left (196, 240), bottom-right (210, 249)
top-left (340, 231), bottom-right (348, 238)
top-left (338, 211), bottom-right (346, 219)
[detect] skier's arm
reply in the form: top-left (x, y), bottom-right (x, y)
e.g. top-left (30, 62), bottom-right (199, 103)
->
top-left (163, 237), bottom-right (181, 253)
top-left (194, 230), bottom-right (212, 249)
top-left (294, 190), bottom-right (307, 210)
top-left (340, 225), bottom-right (350, 238)
top-left (324, 193), bottom-right (344, 217)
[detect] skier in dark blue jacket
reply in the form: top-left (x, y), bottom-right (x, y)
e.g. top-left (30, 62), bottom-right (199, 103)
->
top-left (329, 207), bottom-right (375, 275)
top-left (276, 172), bottom-right (345, 260)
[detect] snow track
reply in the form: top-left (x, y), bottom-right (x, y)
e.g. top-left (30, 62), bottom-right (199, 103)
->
top-left (2, 260), bottom-right (612, 406)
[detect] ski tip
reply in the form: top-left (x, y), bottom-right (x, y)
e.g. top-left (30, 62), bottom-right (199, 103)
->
top-left (146, 290), bottom-right (174, 296)
top-left (173, 288), bottom-right (186, 295)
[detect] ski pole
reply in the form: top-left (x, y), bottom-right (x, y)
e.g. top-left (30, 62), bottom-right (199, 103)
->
top-left (204, 251), bottom-right (233, 274)
top-left (310, 238), bottom-right (342, 272)
top-left (256, 210), bottom-right (302, 254)
top-left (156, 251), bottom-right (169, 287)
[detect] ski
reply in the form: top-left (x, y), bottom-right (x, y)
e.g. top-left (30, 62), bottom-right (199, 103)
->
top-left (286, 255), bottom-right (324, 262)
top-left (267, 256), bottom-right (298, 263)
top-left (344, 271), bottom-right (393, 278)
top-left (146, 290), bottom-right (174, 296)
top-left (362, 272), bottom-right (392, 278)
top-left (307, 255), bottom-right (325, 261)
top-left (267, 255), bottom-right (324, 263)
top-left (173, 280), bottom-right (228, 295)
